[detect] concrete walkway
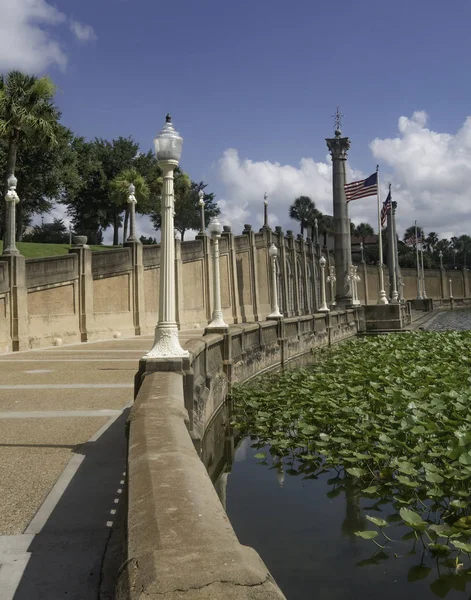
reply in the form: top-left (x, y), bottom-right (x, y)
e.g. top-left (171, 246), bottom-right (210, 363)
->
top-left (0, 331), bottom-right (201, 600)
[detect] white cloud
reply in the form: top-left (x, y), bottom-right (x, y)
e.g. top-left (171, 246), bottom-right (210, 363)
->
top-left (69, 19), bottom-right (97, 43)
top-left (370, 111), bottom-right (471, 238)
top-left (216, 148), bottom-right (338, 235)
top-left (0, 0), bottom-right (96, 72)
top-left (213, 112), bottom-right (471, 242)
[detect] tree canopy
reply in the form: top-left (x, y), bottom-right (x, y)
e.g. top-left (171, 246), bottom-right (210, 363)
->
top-left (0, 70), bottom-right (219, 245)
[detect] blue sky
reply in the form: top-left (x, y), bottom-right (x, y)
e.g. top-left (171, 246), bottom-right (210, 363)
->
top-left (3, 0), bottom-right (471, 239)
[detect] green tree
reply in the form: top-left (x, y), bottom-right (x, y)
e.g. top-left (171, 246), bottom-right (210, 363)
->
top-left (425, 231), bottom-right (439, 253)
top-left (60, 137), bottom-right (140, 245)
top-left (403, 225), bottom-right (424, 245)
top-left (354, 222), bottom-right (374, 245)
top-left (0, 71), bottom-right (61, 236)
top-left (0, 124), bottom-right (78, 240)
top-left (289, 196), bottom-right (316, 235)
top-left (94, 137), bottom-right (140, 245)
top-left (23, 218), bottom-right (69, 243)
top-left (60, 137), bottom-right (108, 244)
top-left (140, 235), bottom-right (157, 245)
top-left (150, 178), bottom-right (219, 240)
top-left (458, 235), bottom-right (471, 268)
top-left (110, 167), bottom-right (150, 243)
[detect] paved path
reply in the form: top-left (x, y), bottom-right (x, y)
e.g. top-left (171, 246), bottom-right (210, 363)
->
top-left (422, 308), bottom-right (471, 331)
top-left (0, 331), bottom-right (202, 600)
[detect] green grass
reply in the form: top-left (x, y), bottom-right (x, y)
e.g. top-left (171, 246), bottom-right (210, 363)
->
top-left (0, 241), bottom-right (115, 258)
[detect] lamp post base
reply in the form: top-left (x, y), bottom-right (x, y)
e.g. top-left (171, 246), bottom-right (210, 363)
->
top-left (144, 324), bottom-right (189, 358)
top-left (377, 290), bottom-right (389, 305)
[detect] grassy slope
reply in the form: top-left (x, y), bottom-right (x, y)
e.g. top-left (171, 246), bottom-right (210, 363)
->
top-left (0, 241), bottom-right (114, 258)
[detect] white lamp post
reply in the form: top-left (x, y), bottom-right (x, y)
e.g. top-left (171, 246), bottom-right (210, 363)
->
top-left (314, 218), bottom-right (319, 245)
top-left (449, 278), bottom-right (453, 299)
top-left (145, 115), bottom-right (188, 358)
top-left (3, 174), bottom-right (20, 255)
top-left (319, 256), bottom-right (329, 312)
top-left (198, 190), bottom-right (205, 235)
top-left (206, 216), bottom-right (228, 330)
top-left (127, 182), bottom-right (138, 242)
top-left (268, 243), bottom-right (282, 318)
top-left (354, 265), bottom-right (361, 306)
top-left (360, 242), bottom-right (364, 263)
top-left (439, 250), bottom-right (443, 269)
top-left (263, 193), bottom-right (268, 228)
top-left (327, 265), bottom-right (336, 307)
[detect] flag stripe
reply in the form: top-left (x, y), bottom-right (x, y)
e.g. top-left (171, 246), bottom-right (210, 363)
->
top-left (344, 172), bottom-right (378, 203)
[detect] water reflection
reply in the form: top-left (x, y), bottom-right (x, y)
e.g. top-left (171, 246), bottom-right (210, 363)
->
top-left (206, 431), bottom-right (471, 600)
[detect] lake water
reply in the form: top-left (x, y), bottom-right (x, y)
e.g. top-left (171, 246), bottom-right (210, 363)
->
top-left (224, 437), bottom-right (471, 600)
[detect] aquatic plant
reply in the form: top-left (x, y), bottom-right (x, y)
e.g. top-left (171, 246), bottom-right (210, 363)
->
top-left (232, 331), bottom-right (471, 563)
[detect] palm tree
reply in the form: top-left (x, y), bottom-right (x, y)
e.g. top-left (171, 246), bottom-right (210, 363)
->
top-left (425, 231), bottom-right (439, 253)
top-left (289, 196), bottom-right (316, 235)
top-left (354, 222), bottom-right (374, 245)
top-left (403, 225), bottom-right (424, 245)
top-left (0, 71), bottom-right (60, 187)
top-left (110, 168), bottom-right (150, 244)
top-left (0, 71), bottom-right (60, 236)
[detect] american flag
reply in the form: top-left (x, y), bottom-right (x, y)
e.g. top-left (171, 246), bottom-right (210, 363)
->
top-left (380, 191), bottom-right (392, 228)
top-left (344, 172), bottom-right (378, 203)
top-left (405, 232), bottom-right (423, 247)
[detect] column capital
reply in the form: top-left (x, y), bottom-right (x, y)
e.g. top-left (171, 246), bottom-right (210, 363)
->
top-left (326, 134), bottom-right (351, 161)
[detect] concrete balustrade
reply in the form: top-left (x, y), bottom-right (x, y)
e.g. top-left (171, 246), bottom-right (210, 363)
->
top-left (119, 308), bottom-right (362, 599)
top-left (0, 230), bottom-right (469, 354)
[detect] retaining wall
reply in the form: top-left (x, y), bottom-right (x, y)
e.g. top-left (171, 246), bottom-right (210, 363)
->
top-left (117, 309), bottom-right (362, 599)
top-left (0, 229), bottom-right (468, 350)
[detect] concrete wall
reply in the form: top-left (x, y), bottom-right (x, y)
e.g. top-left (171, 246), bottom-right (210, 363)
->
top-left (118, 308), bottom-right (362, 599)
top-left (0, 260), bottom-right (11, 353)
top-left (1, 229), bottom-right (470, 351)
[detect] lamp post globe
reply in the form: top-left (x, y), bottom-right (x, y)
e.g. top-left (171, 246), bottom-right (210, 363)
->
top-left (208, 216), bottom-right (222, 238)
top-left (320, 256), bottom-right (326, 268)
top-left (268, 243), bottom-right (278, 259)
top-left (128, 182), bottom-right (135, 195)
top-left (154, 114), bottom-right (183, 164)
top-left (7, 174), bottom-right (17, 189)
top-left (198, 190), bottom-right (204, 206)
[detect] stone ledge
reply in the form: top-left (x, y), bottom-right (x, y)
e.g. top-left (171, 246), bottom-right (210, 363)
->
top-left (118, 371), bottom-right (286, 600)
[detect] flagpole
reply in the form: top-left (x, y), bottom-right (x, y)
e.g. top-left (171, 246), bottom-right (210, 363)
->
top-left (376, 165), bottom-right (388, 304)
top-left (415, 221), bottom-right (423, 299)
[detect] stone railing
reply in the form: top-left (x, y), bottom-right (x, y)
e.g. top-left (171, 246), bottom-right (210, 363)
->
top-left (117, 308), bottom-right (362, 599)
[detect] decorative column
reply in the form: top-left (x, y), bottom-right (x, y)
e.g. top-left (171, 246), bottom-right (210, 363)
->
top-left (127, 183), bottom-right (138, 242)
top-left (3, 174), bottom-right (20, 256)
top-left (421, 246), bottom-right (427, 298)
top-left (327, 265), bottom-right (336, 308)
top-left (387, 202), bottom-right (398, 303)
top-left (206, 216), bottom-right (228, 331)
top-left (354, 266), bottom-right (361, 306)
top-left (326, 128), bottom-right (352, 307)
top-left (319, 255), bottom-right (329, 312)
top-left (145, 115), bottom-right (188, 359)
top-left (268, 243), bottom-right (282, 319)
top-left (439, 251), bottom-right (445, 299)
top-left (314, 218), bottom-right (319, 247)
top-left (198, 190), bottom-right (205, 234)
top-left (347, 265), bottom-right (357, 305)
